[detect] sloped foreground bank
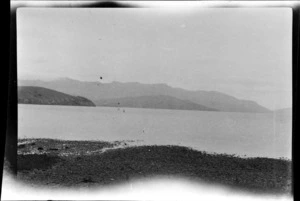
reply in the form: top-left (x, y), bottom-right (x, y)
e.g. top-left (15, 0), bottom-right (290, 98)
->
top-left (17, 139), bottom-right (292, 195)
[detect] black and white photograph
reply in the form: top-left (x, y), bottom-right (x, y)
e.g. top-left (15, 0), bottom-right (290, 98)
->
top-left (3, 1), bottom-right (295, 200)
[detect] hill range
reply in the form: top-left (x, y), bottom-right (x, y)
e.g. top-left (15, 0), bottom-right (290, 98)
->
top-left (95, 95), bottom-right (218, 111)
top-left (18, 78), bottom-right (271, 113)
top-left (18, 86), bottom-right (96, 107)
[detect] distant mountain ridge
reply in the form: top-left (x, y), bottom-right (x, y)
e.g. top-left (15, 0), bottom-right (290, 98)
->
top-left (275, 107), bottom-right (292, 113)
top-left (95, 95), bottom-right (218, 111)
top-left (18, 78), bottom-right (271, 113)
top-left (18, 86), bottom-right (96, 107)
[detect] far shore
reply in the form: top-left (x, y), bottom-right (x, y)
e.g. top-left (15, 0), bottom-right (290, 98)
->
top-left (17, 138), bottom-right (292, 195)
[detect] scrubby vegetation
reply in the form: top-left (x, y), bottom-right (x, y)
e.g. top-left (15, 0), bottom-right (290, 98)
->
top-left (17, 139), bottom-right (292, 195)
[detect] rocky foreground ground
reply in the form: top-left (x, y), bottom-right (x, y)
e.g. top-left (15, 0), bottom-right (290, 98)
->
top-left (17, 138), bottom-right (292, 195)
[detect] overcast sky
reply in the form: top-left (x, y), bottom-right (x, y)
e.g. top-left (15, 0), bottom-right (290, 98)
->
top-left (17, 7), bottom-right (292, 110)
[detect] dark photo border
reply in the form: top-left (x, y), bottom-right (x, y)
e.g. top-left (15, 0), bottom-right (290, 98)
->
top-left (4, 1), bottom-right (299, 199)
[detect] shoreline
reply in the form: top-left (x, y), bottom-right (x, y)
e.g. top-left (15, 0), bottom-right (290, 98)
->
top-left (17, 138), bottom-right (292, 195)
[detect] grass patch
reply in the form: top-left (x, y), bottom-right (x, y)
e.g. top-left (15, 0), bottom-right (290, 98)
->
top-left (18, 154), bottom-right (61, 171)
top-left (17, 139), bottom-right (292, 195)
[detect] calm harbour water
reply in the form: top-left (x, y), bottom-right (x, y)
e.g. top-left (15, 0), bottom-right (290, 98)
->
top-left (18, 104), bottom-right (292, 159)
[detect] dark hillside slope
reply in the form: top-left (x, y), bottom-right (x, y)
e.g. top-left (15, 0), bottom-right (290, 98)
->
top-left (18, 86), bottom-right (96, 107)
top-left (95, 95), bottom-right (218, 111)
